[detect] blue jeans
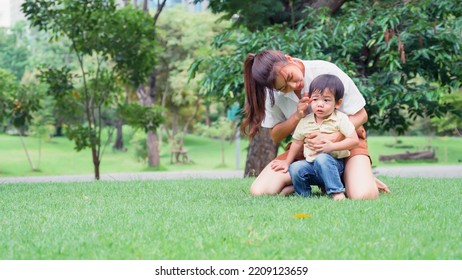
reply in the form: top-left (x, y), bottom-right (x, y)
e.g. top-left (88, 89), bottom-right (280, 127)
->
top-left (288, 153), bottom-right (345, 197)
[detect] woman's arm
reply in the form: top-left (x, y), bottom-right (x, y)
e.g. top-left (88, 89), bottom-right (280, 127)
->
top-left (313, 131), bottom-right (359, 154)
top-left (269, 92), bottom-right (312, 143)
top-left (349, 107), bottom-right (368, 129)
top-left (269, 113), bottom-right (301, 143)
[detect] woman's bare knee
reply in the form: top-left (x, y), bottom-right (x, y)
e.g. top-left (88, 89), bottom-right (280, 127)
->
top-left (347, 187), bottom-right (379, 200)
top-left (249, 164), bottom-right (291, 196)
top-left (250, 181), bottom-right (267, 196)
top-left (344, 155), bottom-right (379, 200)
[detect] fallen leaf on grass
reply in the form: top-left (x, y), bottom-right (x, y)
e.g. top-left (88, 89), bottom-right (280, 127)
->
top-left (291, 213), bottom-right (312, 219)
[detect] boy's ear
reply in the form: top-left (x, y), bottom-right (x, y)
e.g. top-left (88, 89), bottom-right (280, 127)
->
top-left (335, 98), bottom-right (343, 109)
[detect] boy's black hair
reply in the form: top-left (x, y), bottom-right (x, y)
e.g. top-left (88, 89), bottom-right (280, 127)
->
top-left (309, 74), bottom-right (344, 102)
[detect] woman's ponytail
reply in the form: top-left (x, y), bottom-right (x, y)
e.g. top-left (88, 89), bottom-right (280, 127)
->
top-left (242, 50), bottom-right (288, 138)
top-left (242, 53), bottom-right (266, 137)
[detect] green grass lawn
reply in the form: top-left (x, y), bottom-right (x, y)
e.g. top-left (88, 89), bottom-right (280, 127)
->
top-left (1, 177), bottom-right (461, 259)
top-left (0, 131), bottom-right (249, 177)
top-left (367, 136), bottom-right (462, 166)
top-left (0, 132), bottom-right (461, 177)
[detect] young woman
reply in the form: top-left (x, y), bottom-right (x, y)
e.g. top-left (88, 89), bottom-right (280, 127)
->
top-left (242, 50), bottom-right (389, 199)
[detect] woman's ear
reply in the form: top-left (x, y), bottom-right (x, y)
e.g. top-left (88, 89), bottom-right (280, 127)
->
top-left (285, 55), bottom-right (294, 62)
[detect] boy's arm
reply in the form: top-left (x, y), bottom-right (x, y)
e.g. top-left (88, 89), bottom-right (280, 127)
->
top-left (271, 139), bottom-right (304, 173)
top-left (285, 139), bottom-right (304, 163)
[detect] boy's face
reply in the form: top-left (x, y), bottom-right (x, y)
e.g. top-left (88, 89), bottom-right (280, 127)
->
top-left (310, 89), bottom-right (342, 119)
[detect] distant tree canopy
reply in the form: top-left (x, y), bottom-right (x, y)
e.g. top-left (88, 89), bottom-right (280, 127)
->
top-left (197, 0), bottom-right (346, 31)
top-left (0, 23), bottom-right (30, 80)
top-left (192, 0), bottom-right (462, 135)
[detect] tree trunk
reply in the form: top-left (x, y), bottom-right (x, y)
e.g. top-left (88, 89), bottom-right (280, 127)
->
top-left (205, 103), bottom-right (211, 126)
top-left (92, 147), bottom-right (100, 180)
top-left (379, 150), bottom-right (437, 162)
top-left (172, 106), bottom-right (178, 137)
top-left (136, 83), bottom-right (160, 167)
top-left (19, 130), bottom-right (36, 171)
top-left (244, 128), bottom-right (278, 177)
top-left (132, 0), bottom-right (166, 168)
top-left (147, 130), bottom-right (160, 166)
top-left (306, 0), bottom-right (346, 13)
top-left (113, 119), bottom-right (124, 150)
top-left (54, 124), bottom-right (63, 137)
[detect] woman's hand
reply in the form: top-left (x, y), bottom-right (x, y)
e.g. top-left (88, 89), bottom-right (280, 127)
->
top-left (296, 91), bottom-right (312, 119)
top-left (313, 139), bottom-right (335, 154)
top-left (270, 160), bottom-right (290, 173)
top-left (305, 131), bottom-right (340, 151)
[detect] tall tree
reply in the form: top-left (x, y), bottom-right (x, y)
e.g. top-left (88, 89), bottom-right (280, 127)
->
top-left (0, 68), bottom-right (45, 171)
top-left (22, 0), bottom-right (161, 179)
top-left (131, 0), bottom-right (167, 167)
top-left (156, 6), bottom-right (229, 157)
top-left (192, 0), bottom-right (461, 176)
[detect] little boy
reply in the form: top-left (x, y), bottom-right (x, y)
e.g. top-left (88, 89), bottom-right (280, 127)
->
top-left (271, 74), bottom-right (359, 200)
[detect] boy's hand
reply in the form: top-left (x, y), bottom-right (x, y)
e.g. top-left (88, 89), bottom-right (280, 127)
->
top-left (270, 160), bottom-right (290, 173)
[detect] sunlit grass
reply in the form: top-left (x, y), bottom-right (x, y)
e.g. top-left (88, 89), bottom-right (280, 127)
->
top-left (1, 131), bottom-right (461, 177)
top-left (0, 130), bottom-right (248, 177)
top-left (1, 177), bottom-right (461, 259)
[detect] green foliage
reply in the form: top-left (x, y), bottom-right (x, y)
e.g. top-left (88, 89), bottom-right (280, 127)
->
top-left (8, 85), bottom-right (43, 129)
top-left (65, 124), bottom-right (97, 151)
top-left (29, 96), bottom-right (56, 140)
top-left (21, 0), bottom-right (117, 54)
top-left (327, 0), bottom-right (462, 134)
top-left (39, 66), bottom-right (75, 101)
top-left (431, 89), bottom-right (462, 136)
top-left (130, 130), bottom-right (148, 163)
top-left (0, 24), bottom-right (30, 80)
top-left (198, 0), bottom-right (307, 31)
top-left (38, 67), bottom-right (85, 129)
top-left (119, 103), bottom-right (164, 133)
top-left (0, 69), bottom-right (18, 124)
top-left (195, 116), bottom-right (233, 140)
top-left (157, 6), bottom-right (229, 109)
top-left (193, 0), bottom-right (462, 135)
top-left (105, 6), bottom-right (158, 86)
top-left (0, 68), bottom-right (43, 130)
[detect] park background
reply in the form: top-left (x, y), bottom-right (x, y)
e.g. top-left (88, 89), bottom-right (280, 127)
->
top-left (0, 0), bottom-right (461, 260)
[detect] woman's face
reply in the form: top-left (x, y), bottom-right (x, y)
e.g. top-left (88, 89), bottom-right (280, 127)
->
top-left (273, 62), bottom-right (305, 93)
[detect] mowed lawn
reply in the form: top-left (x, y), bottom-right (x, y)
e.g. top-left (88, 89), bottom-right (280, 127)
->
top-left (1, 132), bottom-right (462, 178)
top-left (0, 132), bottom-right (249, 177)
top-left (1, 177), bottom-right (461, 259)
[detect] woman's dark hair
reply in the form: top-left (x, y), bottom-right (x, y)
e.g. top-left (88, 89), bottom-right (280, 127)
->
top-left (309, 74), bottom-right (344, 102)
top-left (242, 50), bottom-right (289, 137)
